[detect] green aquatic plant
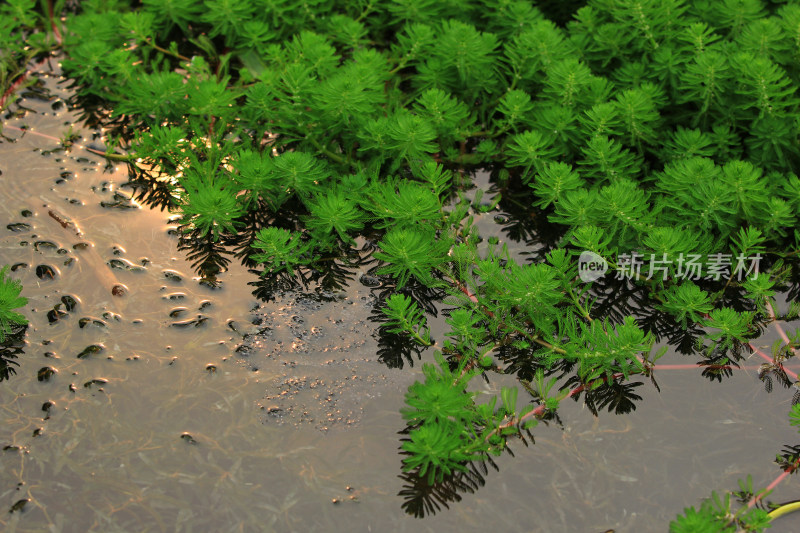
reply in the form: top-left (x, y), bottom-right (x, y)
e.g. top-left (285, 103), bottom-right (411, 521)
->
top-left (669, 484), bottom-right (770, 533)
top-left (0, 0), bottom-right (61, 114)
top-left (381, 294), bottom-right (432, 347)
top-left (0, 265), bottom-right (27, 342)
top-left (179, 171), bottom-right (245, 241)
top-left (373, 228), bottom-right (452, 289)
top-left (400, 352), bottom-right (540, 484)
top-left (250, 227), bottom-right (315, 277)
top-left (18, 0), bottom-right (800, 524)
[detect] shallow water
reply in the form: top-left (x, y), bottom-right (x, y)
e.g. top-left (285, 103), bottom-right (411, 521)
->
top-left (2, 60), bottom-right (800, 532)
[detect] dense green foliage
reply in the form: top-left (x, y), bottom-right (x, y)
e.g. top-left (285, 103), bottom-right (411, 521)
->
top-left (0, 0), bottom-right (61, 113)
top-left (0, 265), bottom-right (27, 342)
top-left (0, 265), bottom-right (27, 382)
top-left (6, 0), bottom-right (799, 524)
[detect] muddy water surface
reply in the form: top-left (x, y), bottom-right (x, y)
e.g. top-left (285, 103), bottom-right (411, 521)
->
top-left (2, 62), bottom-right (800, 533)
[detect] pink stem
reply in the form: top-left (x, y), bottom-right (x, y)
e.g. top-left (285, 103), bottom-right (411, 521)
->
top-left (47, 0), bottom-right (63, 45)
top-left (748, 457), bottom-right (800, 509)
top-left (3, 124), bottom-right (61, 143)
top-left (0, 41), bottom-right (62, 111)
top-left (1, 8), bottom-right (62, 111)
top-left (3, 125), bottom-right (108, 158)
top-left (502, 372), bottom-right (625, 431)
top-left (766, 301), bottom-right (800, 359)
top-left (0, 70), bottom-right (37, 110)
top-left (749, 342), bottom-right (799, 382)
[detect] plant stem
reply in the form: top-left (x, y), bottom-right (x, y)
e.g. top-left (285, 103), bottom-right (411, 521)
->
top-left (354, 0), bottom-right (375, 23)
top-left (403, 319), bottom-right (432, 347)
top-left (45, 0), bottom-right (63, 44)
top-left (306, 137), bottom-right (348, 165)
top-left (749, 341), bottom-right (799, 381)
top-left (747, 456), bottom-right (800, 510)
top-left (766, 300), bottom-right (800, 358)
top-left (488, 371), bottom-right (626, 440)
top-left (144, 38), bottom-right (191, 62)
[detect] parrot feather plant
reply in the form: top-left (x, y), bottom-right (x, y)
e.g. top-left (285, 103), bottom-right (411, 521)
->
top-left (25, 0), bottom-right (800, 527)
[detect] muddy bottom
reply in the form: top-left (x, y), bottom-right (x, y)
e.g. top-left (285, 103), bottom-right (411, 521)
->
top-left (1, 61), bottom-right (800, 533)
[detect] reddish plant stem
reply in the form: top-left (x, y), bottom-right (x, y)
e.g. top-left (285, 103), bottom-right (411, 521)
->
top-left (0, 60), bottom-right (46, 110)
top-left (749, 342), bottom-right (799, 382)
top-left (47, 0), bottom-right (62, 44)
top-left (456, 278), bottom-right (800, 376)
top-left (747, 456), bottom-right (800, 510)
top-left (699, 303), bottom-right (799, 381)
top-left (4, 124), bottom-right (59, 142)
top-left (2, 125), bottom-right (121, 161)
top-left (0, 3), bottom-right (62, 111)
top-left (455, 278), bottom-right (481, 308)
top-left (490, 371), bottom-right (626, 439)
top-left (766, 301), bottom-right (799, 359)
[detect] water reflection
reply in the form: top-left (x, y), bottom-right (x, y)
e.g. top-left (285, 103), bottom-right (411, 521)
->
top-left (398, 458), bottom-right (490, 518)
top-left (247, 249), bottom-right (366, 301)
top-left (366, 280), bottom-right (446, 371)
top-left (0, 329), bottom-right (25, 381)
